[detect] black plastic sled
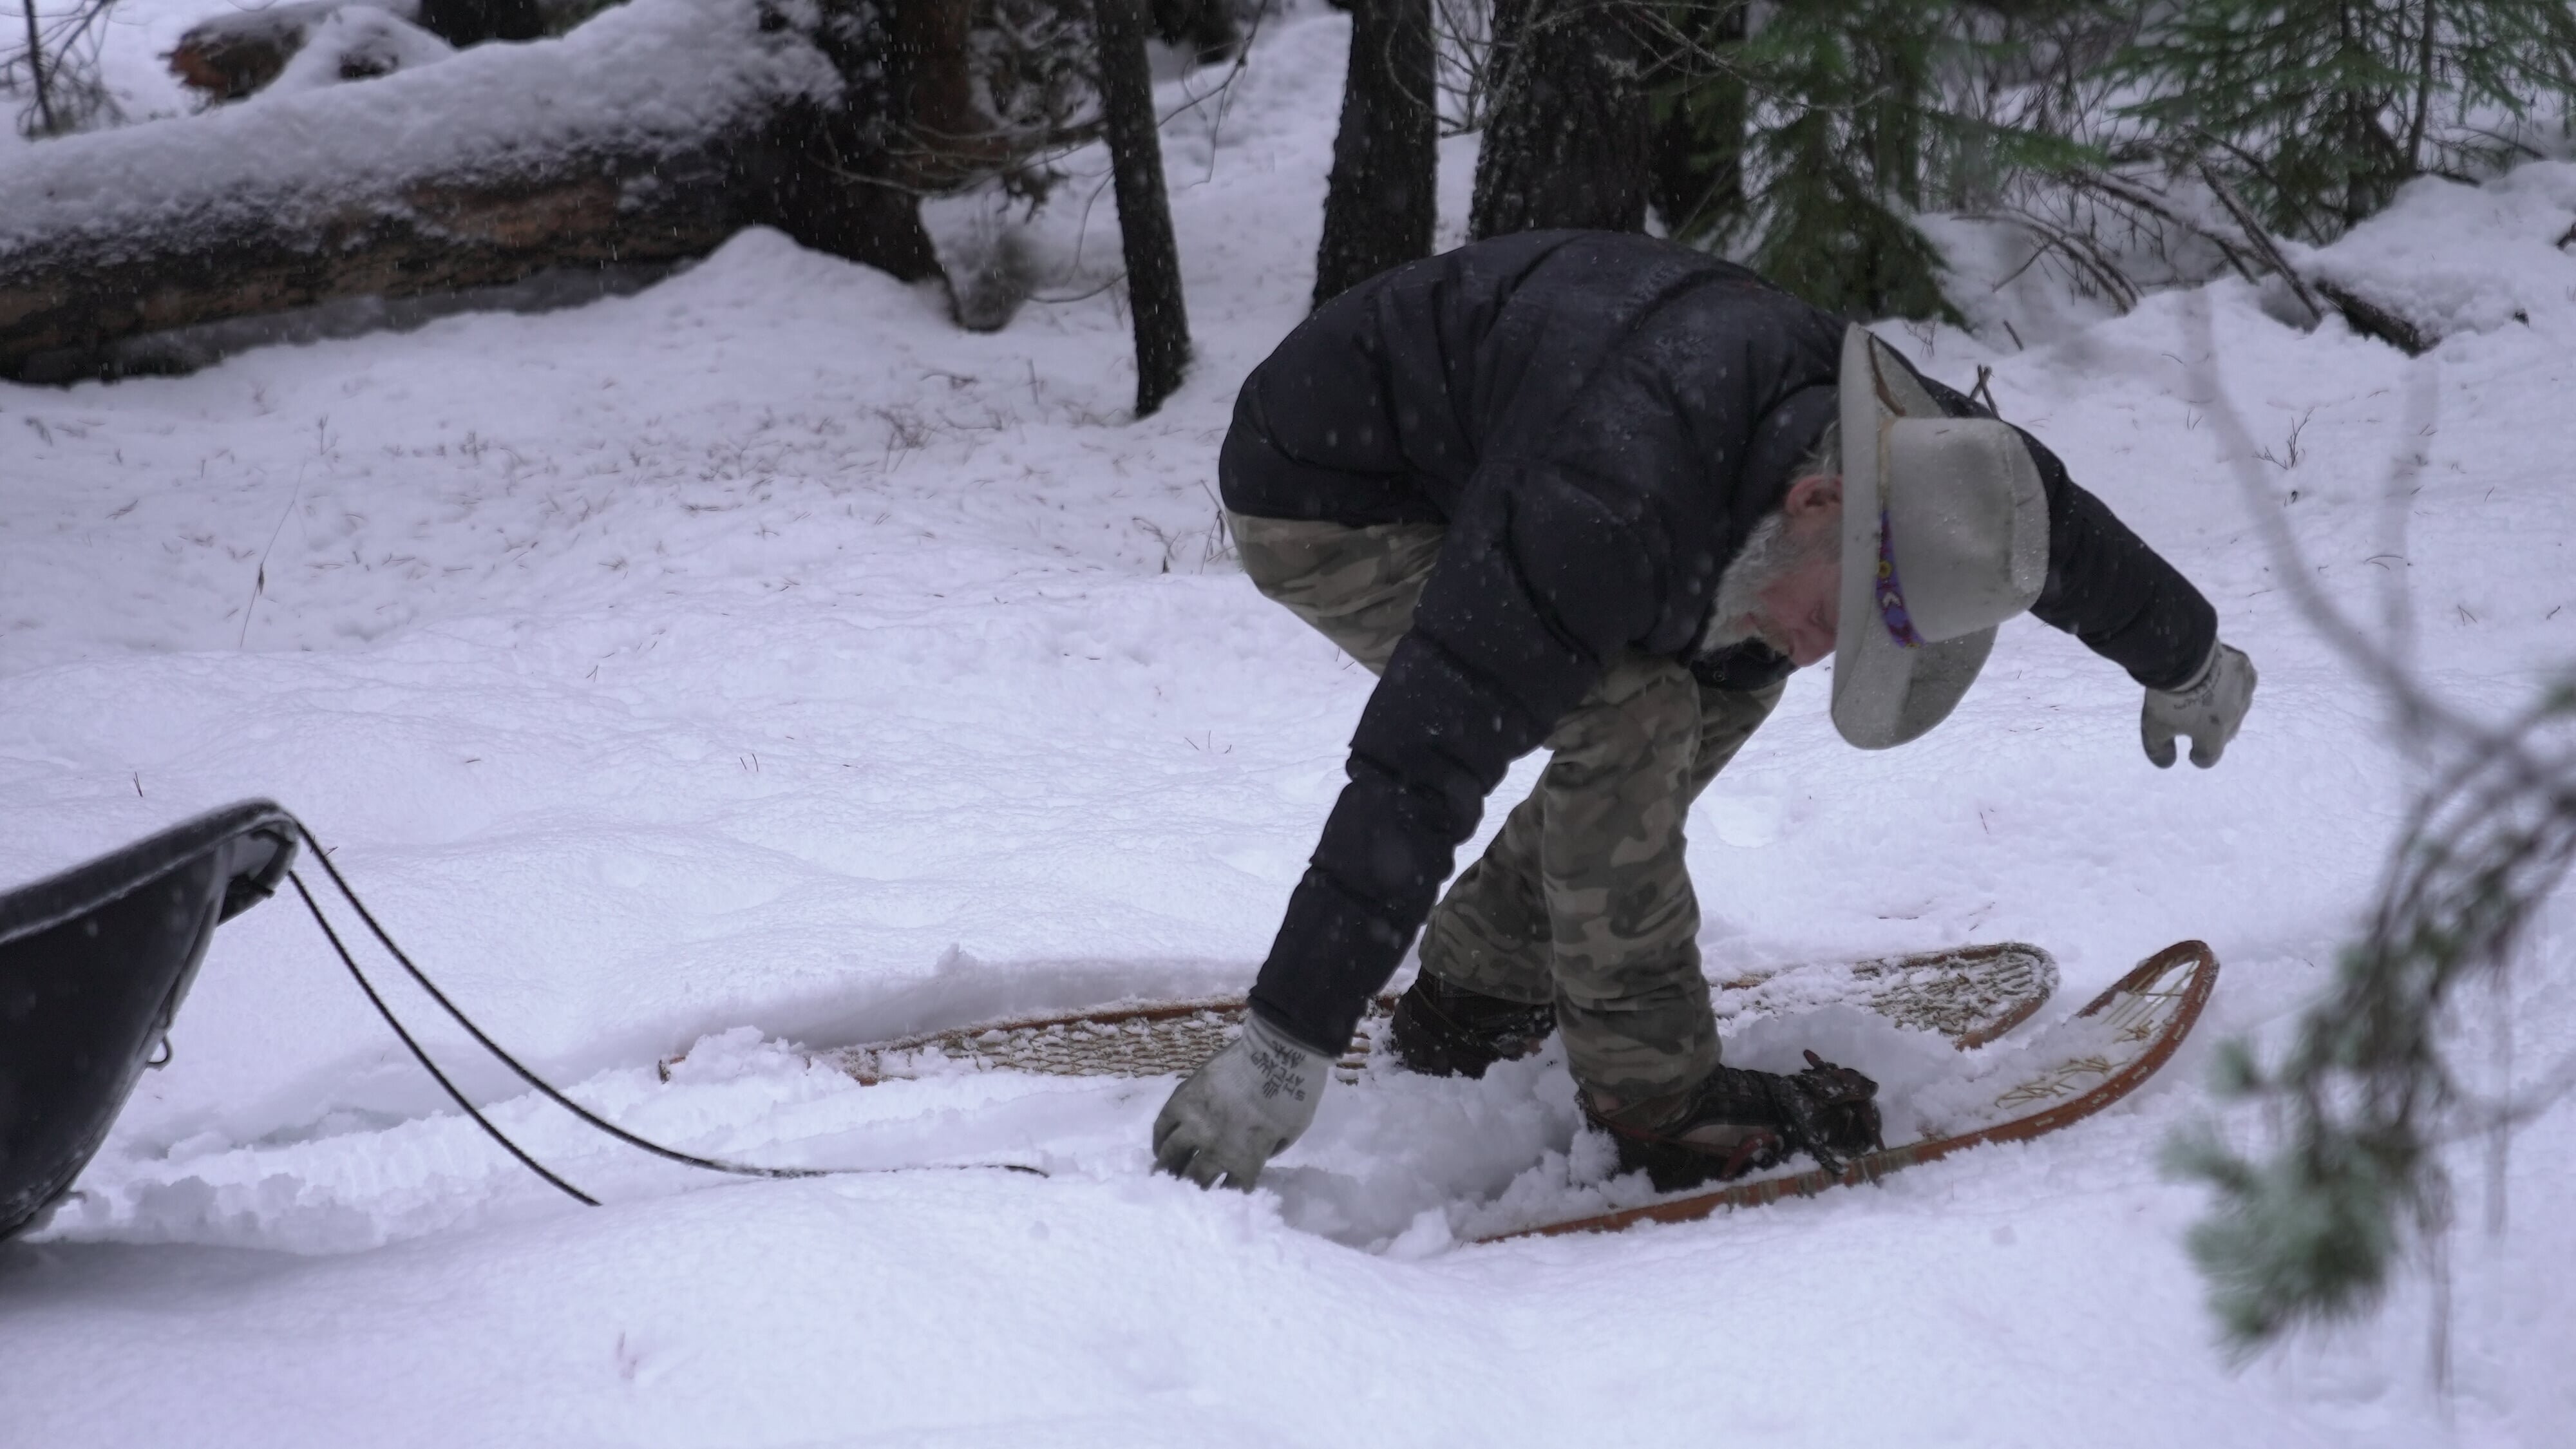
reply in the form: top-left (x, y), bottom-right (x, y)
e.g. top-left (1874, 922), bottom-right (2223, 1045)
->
top-left (0, 800), bottom-right (298, 1241)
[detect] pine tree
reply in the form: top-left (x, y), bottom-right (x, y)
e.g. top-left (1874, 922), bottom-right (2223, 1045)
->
top-left (1647, 1), bottom-right (2105, 319)
top-left (2173, 668), bottom-right (2576, 1350)
top-left (2166, 359), bottom-right (2576, 1354)
top-left (2116, 0), bottom-right (2576, 243)
top-left (1703, 0), bottom-right (1970, 319)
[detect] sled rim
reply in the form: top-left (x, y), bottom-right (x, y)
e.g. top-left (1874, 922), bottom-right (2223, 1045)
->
top-left (0, 800), bottom-right (301, 1240)
top-left (1480, 939), bottom-right (2220, 1243)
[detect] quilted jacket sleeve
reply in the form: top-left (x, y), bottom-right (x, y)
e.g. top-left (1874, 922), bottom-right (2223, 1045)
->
top-left (1912, 372), bottom-right (2217, 690)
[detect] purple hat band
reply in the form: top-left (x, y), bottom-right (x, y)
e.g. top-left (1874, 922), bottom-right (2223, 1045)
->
top-left (1875, 509), bottom-right (1924, 649)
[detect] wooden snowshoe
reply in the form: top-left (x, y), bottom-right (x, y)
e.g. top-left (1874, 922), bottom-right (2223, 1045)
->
top-left (823, 941), bottom-right (2061, 1087)
top-left (1480, 940), bottom-right (2217, 1240)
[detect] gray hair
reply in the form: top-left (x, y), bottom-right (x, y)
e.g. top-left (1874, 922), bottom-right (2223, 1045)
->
top-left (1694, 421), bottom-right (1844, 658)
top-left (1793, 420), bottom-right (1841, 485)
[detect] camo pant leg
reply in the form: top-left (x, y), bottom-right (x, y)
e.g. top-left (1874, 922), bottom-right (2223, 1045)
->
top-left (1229, 512), bottom-right (1446, 674)
top-left (1424, 667), bottom-right (1785, 1099)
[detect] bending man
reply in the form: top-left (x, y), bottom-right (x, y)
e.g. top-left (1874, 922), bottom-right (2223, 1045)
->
top-left (1153, 231), bottom-right (2256, 1193)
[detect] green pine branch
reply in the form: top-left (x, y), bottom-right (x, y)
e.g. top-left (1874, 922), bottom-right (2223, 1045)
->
top-left (2114, 0), bottom-right (2576, 242)
top-left (2173, 666), bottom-right (2576, 1352)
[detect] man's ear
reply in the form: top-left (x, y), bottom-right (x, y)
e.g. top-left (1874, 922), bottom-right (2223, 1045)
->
top-left (1782, 473), bottom-right (1844, 519)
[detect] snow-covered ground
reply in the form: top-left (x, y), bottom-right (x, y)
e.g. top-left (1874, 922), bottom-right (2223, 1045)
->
top-left (5, 6), bottom-right (2575, 1444)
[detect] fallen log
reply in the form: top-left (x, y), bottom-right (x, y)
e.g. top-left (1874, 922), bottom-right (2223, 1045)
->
top-left (0, 0), bottom-right (938, 381)
top-left (2311, 278), bottom-right (2434, 357)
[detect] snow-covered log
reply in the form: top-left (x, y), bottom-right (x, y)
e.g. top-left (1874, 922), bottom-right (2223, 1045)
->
top-left (0, 0), bottom-right (936, 380)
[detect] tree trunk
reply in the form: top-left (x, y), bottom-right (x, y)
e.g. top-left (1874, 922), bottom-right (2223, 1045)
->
top-left (1469, 0), bottom-right (1649, 238)
top-left (1312, 0), bottom-right (1434, 307)
top-left (890, 0), bottom-right (987, 146)
top-left (1149, 0), bottom-right (1240, 66)
top-left (1092, 0), bottom-right (1191, 415)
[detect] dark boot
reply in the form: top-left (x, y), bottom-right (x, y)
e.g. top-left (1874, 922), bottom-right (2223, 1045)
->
top-left (1387, 972), bottom-right (1556, 1078)
top-left (1584, 1051), bottom-right (1884, 1193)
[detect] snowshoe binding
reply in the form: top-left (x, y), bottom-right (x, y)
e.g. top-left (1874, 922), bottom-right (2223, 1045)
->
top-left (1585, 1051), bottom-right (1884, 1193)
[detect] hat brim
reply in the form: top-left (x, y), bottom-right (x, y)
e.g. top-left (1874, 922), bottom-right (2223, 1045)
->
top-left (1830, 327), bottom-right (1998, 750)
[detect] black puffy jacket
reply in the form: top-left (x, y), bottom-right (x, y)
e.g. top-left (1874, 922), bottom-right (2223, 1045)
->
top-left (1222, 231), bottom-right (2215, 1053)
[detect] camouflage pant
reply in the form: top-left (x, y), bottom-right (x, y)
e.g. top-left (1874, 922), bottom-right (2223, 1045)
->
top-left (1231, 511), bottom-right (1783, 1103)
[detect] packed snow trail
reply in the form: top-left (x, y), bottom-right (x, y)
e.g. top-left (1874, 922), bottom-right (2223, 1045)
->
top-left (5, 3), bottom-right (2575, 1444)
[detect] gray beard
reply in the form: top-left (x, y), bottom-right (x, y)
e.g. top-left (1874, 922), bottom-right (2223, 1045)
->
top-left (1696, 511), bottom-right (1804, 658)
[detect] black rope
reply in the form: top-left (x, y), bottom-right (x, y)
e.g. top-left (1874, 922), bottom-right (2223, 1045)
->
top-left (290, 872), bottom-right (601, 1206)
top-left (284, 817), bottom-right (1043, 1205)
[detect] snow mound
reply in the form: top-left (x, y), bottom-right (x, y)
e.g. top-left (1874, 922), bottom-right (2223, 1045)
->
top-left (259, 7), bottom-right (457, 96)
top-left (2301, 160), bottom-right (2576, 345)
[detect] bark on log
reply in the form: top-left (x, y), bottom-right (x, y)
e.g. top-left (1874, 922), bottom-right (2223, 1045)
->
top-left (0, 0), bottom-right (938, 381)
top-left (0, 139), bottom-right (905, 382)
top-left (2313, 278), bottom-right (2434, 356)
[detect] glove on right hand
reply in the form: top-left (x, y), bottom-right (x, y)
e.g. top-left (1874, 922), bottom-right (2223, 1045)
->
top-left (2141, 641), bottom-right (2257, 768)
top-left (1151, 1010), bottom-right (1328, 1189)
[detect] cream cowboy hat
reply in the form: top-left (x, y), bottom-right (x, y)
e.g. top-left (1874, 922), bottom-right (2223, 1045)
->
top-left (1831, 326), bottom-right (2052, 749)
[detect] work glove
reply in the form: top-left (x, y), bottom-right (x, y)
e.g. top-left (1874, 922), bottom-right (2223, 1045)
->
top-left (2141, 641), bottom-right (2257, 768)
top-left (1151, 1010), bottom-right (1328, 1189)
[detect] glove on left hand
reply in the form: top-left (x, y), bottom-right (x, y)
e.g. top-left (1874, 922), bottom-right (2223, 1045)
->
top-left (2142, 641), bottom-right (2256, 768)
top-left (1151, 1010), bottom-right (1328, 1189)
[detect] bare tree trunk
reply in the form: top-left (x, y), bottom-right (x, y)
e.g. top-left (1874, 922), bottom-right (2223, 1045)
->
top-left (1469, 0), bottom-right (1649, 238)
top-left (1092, 0), bottom-right (1191, 415)
top-left (1312, 0), bottom-right (1434, 307)
top-left (1150, 0), bottom-right (1239, 66)
top-left (20, 0), bottom-right (57, 135)
top-left (891, 0), bottom-right (987, 146)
